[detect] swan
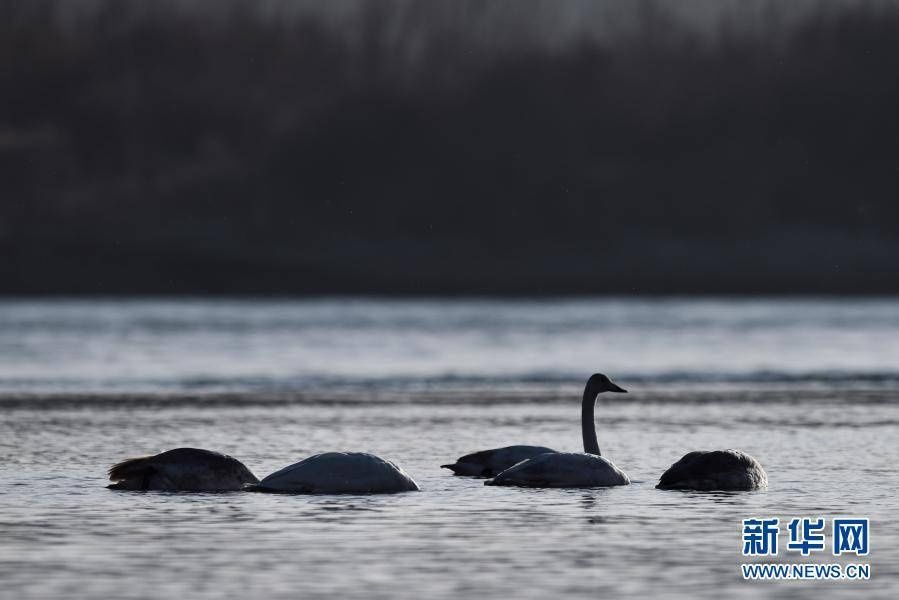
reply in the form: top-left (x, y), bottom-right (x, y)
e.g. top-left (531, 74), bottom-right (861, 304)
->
top-left (484, 373), bottom-right (630, 488)
top-left (656, 449), bottom-right (767, 491)
top-left (107, 447), bottom-right (258, 491)
top-left (247, 452), bottom-right (419, 494)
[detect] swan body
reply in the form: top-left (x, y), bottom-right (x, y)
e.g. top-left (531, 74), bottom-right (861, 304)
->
top-left (107, 447), bottom-right (258, 491)
top-left (248, 452), bottom-right (419, 494)
top-left (657, 449), bottom-right (767, 491)
top-left (441, 445), bottom-right (556, 477)
top-left (485, 452), bottom-right (629, 488)
top-left (479, 373), bottom-right (630, 489)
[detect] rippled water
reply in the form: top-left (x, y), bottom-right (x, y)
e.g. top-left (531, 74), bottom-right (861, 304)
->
top-left (1, 299), bottom-right (897, 598)
top-left (2, 297), bottom-right (899, 393)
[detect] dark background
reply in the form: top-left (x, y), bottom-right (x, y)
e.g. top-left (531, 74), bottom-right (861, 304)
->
top-left (3, 0), bottom-right (898, 295)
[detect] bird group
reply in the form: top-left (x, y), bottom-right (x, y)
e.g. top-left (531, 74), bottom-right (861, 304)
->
top-left (107, 373), bottom-right (767, 494)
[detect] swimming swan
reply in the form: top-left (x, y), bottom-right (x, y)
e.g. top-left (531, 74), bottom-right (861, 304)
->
top-left (484, 373), bottom-right (630, 488)
top-left (107, 447), bottom-right (258, 491)
top-left (247, 452), bottom-right (419, 494)
top-left (656, 449), bottom-right (767, 491)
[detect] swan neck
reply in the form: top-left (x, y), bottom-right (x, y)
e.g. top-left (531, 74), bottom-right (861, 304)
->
top-left (581, 387), bottom-right (601, 455)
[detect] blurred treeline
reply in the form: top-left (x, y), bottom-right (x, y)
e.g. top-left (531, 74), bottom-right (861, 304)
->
top-left (3, 0), bottom-right (899, 294)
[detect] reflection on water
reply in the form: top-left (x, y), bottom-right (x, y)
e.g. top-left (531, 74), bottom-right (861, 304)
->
top-left (1, 391), bottom-right (897, 599)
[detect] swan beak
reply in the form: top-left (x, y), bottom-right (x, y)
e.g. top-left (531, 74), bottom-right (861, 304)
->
top-left (608, 382), bottom-right (627, 393)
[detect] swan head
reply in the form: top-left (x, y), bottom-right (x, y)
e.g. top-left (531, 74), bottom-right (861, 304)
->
top-left (587, 373), bottom-right (627, 394)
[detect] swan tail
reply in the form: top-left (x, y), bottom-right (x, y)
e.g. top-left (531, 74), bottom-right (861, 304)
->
top-left (107, 481), bottom-right (137, 490)
top-left (108, 456), bottom-right (155, 484)
top-left (441, 463), bottom-right (488, 476)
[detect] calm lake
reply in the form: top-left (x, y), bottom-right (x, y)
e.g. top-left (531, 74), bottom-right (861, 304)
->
top-left (1, 298), bottom-right (896, 599)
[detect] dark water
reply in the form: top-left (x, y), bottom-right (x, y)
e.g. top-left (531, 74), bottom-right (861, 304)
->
top-left (1, 299), bottom-right (897, 598)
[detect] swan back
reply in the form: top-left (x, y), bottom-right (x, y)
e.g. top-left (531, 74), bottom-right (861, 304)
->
top-left (657, 449), bottom-right (767, 490)
top-left (252, 452), bottom-right (419, 494)
top-left (485, 452), bottom-right (630, 488)
top-left (107, 448), bottom-right (258, 491)
top-left (441, 445), bottom-right (556, 477)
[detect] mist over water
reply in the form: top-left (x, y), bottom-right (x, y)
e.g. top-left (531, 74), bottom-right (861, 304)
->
top-left (2, 298), bottom-right (898, 396)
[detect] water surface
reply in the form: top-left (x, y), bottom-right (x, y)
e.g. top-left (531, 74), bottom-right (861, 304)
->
top-left (1, 299), bottom-right (896, 598)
